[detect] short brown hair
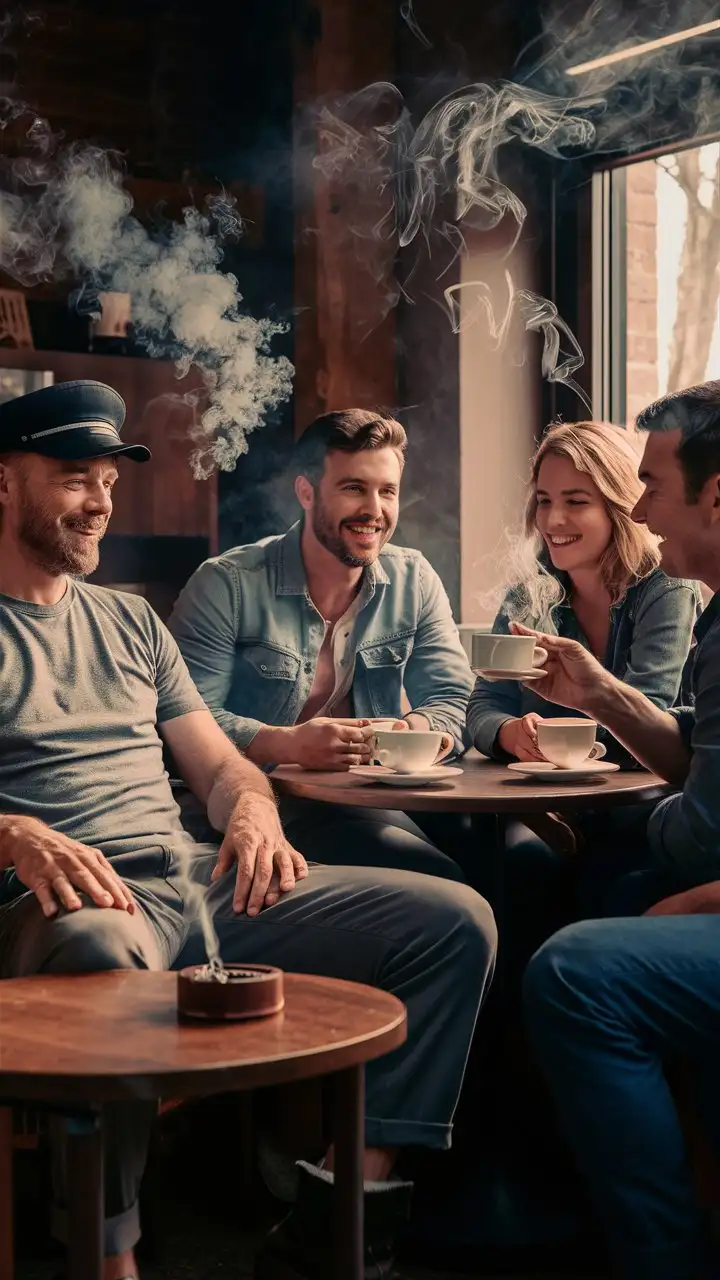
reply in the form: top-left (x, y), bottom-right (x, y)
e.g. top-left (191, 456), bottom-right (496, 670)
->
top-left (295, 409), bottom-right (407, 485)
top-left (636, 380), bottom-right (720, 500)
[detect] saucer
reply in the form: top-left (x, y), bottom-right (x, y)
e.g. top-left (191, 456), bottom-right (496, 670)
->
top-left (473, 667), bottom-right (548, 683)
top-left (349, 765), bottom-right (463, 787)
top-left (507, 761), bottom-right (620, 783)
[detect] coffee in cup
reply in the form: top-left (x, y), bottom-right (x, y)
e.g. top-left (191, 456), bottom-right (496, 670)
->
top-left (535, 718), bottom-right (607, 769)
top-left (471, 632), bottom-right (547, 673)
top-left (373, 730), bottom-right (444, 772)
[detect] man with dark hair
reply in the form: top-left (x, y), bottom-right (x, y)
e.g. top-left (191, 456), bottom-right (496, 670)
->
top-left (0, 383), bottom-right (497, 1280)
top-left (169, 408), bottom-right (474, 881)
top-left (517, 380), bottom-right (720, 1280)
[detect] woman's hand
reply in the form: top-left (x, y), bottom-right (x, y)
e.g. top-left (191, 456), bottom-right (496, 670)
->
top-left (497, 713), bottom-right (546, 762)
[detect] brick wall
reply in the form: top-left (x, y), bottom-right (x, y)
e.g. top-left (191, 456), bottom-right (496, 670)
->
top-left (625, 160), bottom-right (659, 424)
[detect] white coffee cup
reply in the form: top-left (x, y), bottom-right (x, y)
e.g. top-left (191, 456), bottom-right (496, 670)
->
top-left (373, 730), bottom-right (444, 772)
top-left (367, 718), bottom-right (403, 732)
top-left (471, 632), bottom-right (547, 673)
top-left (535, 718), bottom-right (607, 769)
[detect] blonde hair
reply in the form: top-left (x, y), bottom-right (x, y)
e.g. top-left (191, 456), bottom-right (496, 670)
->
top-left (506, 421), bottom-right (660, 625)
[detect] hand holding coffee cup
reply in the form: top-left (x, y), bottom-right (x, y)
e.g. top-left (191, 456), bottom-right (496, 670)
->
top-left (471, 632), bottom-right (547, 674)
top-left (535, 718), bottom-right (607, 769)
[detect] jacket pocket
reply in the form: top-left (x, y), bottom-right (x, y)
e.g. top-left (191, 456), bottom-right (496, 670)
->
top-left (232, 642), bottom-right (301, 722)
top-left (357, 635), bottom-right (414, 713)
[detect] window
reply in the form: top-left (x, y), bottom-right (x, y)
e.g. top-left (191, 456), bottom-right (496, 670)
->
top-left (593, 140), bottom-right (720, 423)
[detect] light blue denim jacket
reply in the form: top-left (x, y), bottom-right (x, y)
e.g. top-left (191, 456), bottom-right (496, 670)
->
top-left (467, 568), bottom-right (702, 769)
top-left (167, 521), bottom-right (474, 754)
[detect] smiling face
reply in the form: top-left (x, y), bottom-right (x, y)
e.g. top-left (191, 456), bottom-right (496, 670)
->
top-left (534, 452), bottom-right (613, 574)
top-left (0, 453), bottom-right (117, 576)
top-left (633, 429), bottom-right (720, 580)
top-left (295, 446), bottom-right (401, 567)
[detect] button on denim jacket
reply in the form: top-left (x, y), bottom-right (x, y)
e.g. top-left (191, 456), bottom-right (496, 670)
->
top-left (168, 521), bottom-right (474, 755)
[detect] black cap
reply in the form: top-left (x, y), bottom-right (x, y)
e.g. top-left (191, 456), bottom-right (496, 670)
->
top-left (0, 380), bottom-right (151, 463)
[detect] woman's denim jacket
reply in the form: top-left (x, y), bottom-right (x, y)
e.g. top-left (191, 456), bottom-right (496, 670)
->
top-left (168, 522), bottom-right (474, 755)
top-left (467, 568), bottom-right (703, 768)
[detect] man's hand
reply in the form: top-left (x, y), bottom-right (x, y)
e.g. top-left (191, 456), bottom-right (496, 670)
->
top-left (211, 793), bottom-right (308, 915)
top-left (0, 816), bottom-right (135, 919)
top-left (285, 718), bottom-right (375, 771)
top-left (497, 713), bottom-right (546, 762)
top-left (510, 623), bottom-right (612, 713)
top-left (645, 882), bottom-right (720, 917)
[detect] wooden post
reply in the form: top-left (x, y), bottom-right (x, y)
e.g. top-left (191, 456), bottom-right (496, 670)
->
top-left (293, 0), bottom-right (397, 433)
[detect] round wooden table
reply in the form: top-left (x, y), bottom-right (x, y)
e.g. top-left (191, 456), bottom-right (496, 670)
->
top-left (0, 969), bottom-right (406, 1280)
top-left (272, 751), bottom-right (669, 814)
top-left (272, 751), bottom-right (669, 919)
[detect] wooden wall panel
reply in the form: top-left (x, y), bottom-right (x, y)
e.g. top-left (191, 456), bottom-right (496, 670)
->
top-left (293, 0), bottom-right (397, 432)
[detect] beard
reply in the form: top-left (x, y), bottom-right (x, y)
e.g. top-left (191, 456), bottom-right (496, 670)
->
top-left (311, 501), bottom-right (389, 567)
top-left (17, 499), bottom-right (106, 577)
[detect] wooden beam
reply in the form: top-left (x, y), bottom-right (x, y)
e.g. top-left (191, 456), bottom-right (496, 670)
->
top-left (293, 0), bottom-right (397, 433)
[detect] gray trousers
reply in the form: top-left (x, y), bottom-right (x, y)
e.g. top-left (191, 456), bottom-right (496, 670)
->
top-left (0, 845), bottom-right (496, 1255)
top-left (279, 796), bottom-right (467, 881)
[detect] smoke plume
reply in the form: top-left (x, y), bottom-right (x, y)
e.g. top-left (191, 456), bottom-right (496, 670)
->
top-left (0, 39), bottom-right (293, 478)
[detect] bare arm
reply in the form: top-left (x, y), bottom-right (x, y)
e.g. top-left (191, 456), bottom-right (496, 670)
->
top-left (589, 678), bottom-right (691, 787)
top-left (159, 709), bottom-right (275, 833)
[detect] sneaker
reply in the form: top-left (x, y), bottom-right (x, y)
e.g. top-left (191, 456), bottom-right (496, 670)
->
top-left (253, 1160), bottom-right (413, 1280)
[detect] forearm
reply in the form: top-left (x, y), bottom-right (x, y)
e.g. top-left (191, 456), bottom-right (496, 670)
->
top-left (591, 678), bottom-right (691, 785)
top-left (244, 724), bottom-right (299, 767)
top-left (206, 754), bottom-right (276, 833)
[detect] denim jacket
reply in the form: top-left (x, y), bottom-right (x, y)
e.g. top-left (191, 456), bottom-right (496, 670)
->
top-left (467, 568), bottom-right (702, 768)
top-left (167, 521), bottom-right (474, 754)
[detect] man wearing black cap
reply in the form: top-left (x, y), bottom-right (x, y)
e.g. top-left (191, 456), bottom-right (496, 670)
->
top-left (0, 381), bottom-right (496, 1280)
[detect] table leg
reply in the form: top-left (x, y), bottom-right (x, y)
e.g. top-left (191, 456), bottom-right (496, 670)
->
top-left (331, 1065), bottom-right (365, 1280)
top-left (0, 1107), bottom-right (14, 1280)
top-left (63, 1110), bottom-right (104, 1280)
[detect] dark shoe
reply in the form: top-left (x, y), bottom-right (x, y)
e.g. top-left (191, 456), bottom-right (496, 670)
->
top-left (254, 1160), bottom-right (413, 1279)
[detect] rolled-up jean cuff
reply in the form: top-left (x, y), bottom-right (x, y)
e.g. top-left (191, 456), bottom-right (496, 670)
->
top-left (52, 1197), bottom-right (141, 1256)
top-left (365, 1116), bottom-right (453, 1151)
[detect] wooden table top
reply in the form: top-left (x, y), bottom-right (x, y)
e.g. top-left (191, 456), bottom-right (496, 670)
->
top-left (272, 750), bottom-right (670, 814)
top-left (0, 970), bottom-right (406, 1106)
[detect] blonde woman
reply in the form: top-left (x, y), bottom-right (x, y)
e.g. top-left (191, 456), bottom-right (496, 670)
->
top-left (467, 421), bottom-right (702, 944)
top-left (468, 421), bottom-right (701, 767)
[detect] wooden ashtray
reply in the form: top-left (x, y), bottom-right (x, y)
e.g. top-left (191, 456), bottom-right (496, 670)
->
top-left (177, 964), bottom-right (285, 1021)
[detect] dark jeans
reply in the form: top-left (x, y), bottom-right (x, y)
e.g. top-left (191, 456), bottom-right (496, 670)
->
top-left (0, 845), bottom-right (496, 1255)
top-left (279, 795), bottom-right (467, 882)
top-left (525, 916), bottom-right (720, 1280)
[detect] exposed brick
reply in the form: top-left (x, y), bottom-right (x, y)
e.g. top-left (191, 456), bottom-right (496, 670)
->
top-left (626, 161), bottom-right (658, 196)
top-left (625, 191), bottom-right (658, 226)
top-left (627, 332), bottom-right (657, 362)
top-left (627, 272), bottom-right (658, 303)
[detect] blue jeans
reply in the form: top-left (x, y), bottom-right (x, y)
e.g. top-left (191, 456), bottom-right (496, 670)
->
top-left (524, 916), bottom-right (720, 1280)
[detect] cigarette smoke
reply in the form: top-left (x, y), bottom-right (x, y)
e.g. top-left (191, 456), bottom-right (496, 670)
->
top-left (0, 27), bottom-right (293, 480)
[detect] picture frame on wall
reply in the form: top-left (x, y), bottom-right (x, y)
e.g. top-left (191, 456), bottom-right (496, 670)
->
top-left (0, 368), bottom-right (54, 404)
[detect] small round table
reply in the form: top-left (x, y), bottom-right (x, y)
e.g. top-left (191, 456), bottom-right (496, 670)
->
top-left (0, 969), bottom-right (406, 1280)
top-left (272, 751), bottom-right (669, 913)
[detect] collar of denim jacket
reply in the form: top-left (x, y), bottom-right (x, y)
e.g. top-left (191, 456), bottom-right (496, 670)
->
top-left (276, 519), bottom-right (390, 595)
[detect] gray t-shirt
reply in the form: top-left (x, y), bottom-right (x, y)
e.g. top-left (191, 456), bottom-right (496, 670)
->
top-left (0, 580), bottom-right (206, 860)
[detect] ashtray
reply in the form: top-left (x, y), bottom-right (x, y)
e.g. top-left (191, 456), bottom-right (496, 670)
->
top-left (177, 963), bottom-right (285, 1021)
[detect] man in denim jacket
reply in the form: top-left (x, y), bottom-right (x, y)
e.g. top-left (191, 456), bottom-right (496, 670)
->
top-left (168, 409), bottom-right (473, 879)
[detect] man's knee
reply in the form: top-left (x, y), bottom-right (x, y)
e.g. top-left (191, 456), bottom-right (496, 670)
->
top-left (16, 904), bottom-right (162, 977)
top-left (408, 877), bottom-right (498, 971)
top-left (523, 920), bottom-right (603, 1021)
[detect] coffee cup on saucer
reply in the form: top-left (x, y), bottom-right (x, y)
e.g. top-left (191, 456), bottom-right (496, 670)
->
top-left (535, 718), bottom-right (607, 769)
top-left (372, 730), bottom-right (444, 772)
top-left (471, 633), bottom-right (547, 673)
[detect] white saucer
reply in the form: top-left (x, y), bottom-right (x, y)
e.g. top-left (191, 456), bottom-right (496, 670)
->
top-left (349, 765), bottom-right (463, 787)
top-left (507, 761), bottom-right (620, 783)
top-left (473, 667), bottom-right (548, 683)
